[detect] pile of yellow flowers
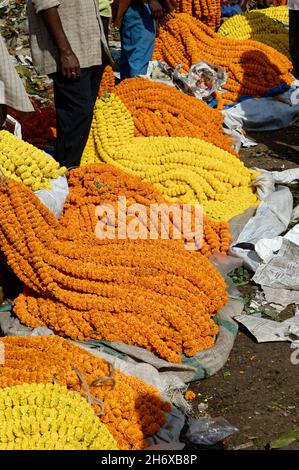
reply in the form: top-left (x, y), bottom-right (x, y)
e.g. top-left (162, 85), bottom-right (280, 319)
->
top-left (0, 383), bottom-right (118, 450)
top-left (0, 131), bottom-right (66, 191)
top-left (81, 94), bottom-right (259, 221)
top-left (218, 7), bottom-right (289, 57)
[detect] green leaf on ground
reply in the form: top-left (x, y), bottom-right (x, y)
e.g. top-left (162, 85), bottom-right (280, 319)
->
top-left (270, 427), bottom-right (299, 449)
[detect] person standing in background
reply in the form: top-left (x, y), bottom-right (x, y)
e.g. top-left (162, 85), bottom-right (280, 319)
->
top-left (288, 0), bottom-right (299, 77)
top-left (99, 0), bottom-right (114, 42)
top-left (0, 35), bottom-right (33, 129)
top-left (113, 0), bottom-right (177, 80)
top-left (27, 0), bottom-right (111, 170)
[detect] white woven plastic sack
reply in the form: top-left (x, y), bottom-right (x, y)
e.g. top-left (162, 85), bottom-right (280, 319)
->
top-left (35, 174), bottom-right (69, 219)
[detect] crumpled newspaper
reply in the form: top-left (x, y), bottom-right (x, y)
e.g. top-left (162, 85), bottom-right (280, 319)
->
top-left (146, 60), bottom-right (227, 103)
top-left (234, 308), bottom-right (299, 344)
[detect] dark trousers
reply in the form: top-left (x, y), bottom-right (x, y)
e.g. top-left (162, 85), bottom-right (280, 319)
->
top-left (290, 10), bottom-right (299, 78)
top-left (51, 65), bottom-right (104, 169)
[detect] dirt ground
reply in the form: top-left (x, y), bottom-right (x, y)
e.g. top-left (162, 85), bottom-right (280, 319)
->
top-left (188, 127), bottom-right (299, 451)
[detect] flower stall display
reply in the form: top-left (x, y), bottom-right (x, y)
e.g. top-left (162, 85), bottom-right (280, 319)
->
top-left (0, 178), bottom-right (228, 363)
top-left (0, 336), bottom-right (171, 449)
top-left (60, 163), bottom-right (232, 257)
top-left (81, 94), bottom-right (259, 221)
top-left (153, 13), bottom-right (292, 107)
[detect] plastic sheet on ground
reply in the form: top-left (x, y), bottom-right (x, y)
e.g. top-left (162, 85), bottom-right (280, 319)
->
top-left (186, 416), bottom-right (238, 446)
top-left (145, 60), bottom-right (226, 104)
top-left (230, 168), bottom-right (299, 308)
top-left (230, 185), bottom-right (293, 271)
top-left (222, 82), bottom-right (299, 146)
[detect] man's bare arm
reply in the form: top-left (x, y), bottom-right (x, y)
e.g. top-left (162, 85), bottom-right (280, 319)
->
top-left (39, 7), bottom-right (80, 79)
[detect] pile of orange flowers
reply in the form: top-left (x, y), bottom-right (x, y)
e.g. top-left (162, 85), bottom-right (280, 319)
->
top-left (175, 0), bottom-right (221, 30)
top-left (154, 13), bottom-right (293, 107)
top-left (0, 178), bottom-right (227, 363)
top-left (60, 163), bottom-right (232, 257)
top-left (274, 0), bottom-right (287, 5)
top-left (9, 104), bottom-right (56, 148)
top-left (0, 336), bottom-right (171, 450)
top-left (113, 78), bottom-right (236, 155)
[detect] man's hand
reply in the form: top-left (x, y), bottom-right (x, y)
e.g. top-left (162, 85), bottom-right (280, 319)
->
top-left (60, 49), bottom-right (81, 80)
top-left (149, 0), bottom-right (164, 20)
top-left (0, 104), bottom-right (7, 129)
top-left (40, 7), bottom-right (80, 80)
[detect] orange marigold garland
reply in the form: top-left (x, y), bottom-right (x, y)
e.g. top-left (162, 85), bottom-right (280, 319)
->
top-left (176, 0), bottom-right (221, 30)
top-left (60, 163), bottom-right (232, 256)
top-left (99, 66), bottom-right (116, 98)
top-left (0, 336), bottom-right (171, 450)
top-left (0, 178), bottom-right (227, 363)
top-left (154, 13), bottom-right (293, 107)
top-left (113, 78), bottom-right (237, 155)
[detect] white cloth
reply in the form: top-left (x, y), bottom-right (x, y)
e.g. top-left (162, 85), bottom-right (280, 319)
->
top-left (288, 0), bottom-right (299, 10)
top-left (0, 35), bottom-right (34, 112)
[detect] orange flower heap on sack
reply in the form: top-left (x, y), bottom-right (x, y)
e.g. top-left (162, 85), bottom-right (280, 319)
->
top-left (0, 178), bottom-right (227, 363)
top-left (60, 163), bottom-right (232, 256)
top-left (154, 13), bottom-right (292, 107)
top-left (0, 336), bottom-right (171, 450)
top-left (113, 78), bottom-right (237, 155)
top-left (176, 0), bottom-right (221, 30)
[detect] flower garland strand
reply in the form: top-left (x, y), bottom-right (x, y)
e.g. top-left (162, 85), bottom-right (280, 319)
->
top-left (218, 8), bottom-right (289, 57)
top-left (60, 163), bottom-right (232, 256)
top-left (0, 131), bottom-right (66, 191)
top-left (113, 77), bottom-right (237, 155)
top-left (175, 0), bottom-right (222, 30)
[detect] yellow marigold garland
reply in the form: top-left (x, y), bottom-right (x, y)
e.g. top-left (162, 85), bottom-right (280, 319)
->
top-left (218, 9), bottom-right (289, 57)
top-left (0, 383), bottom-right (118, 450)
top-left (0, 130), bottom-right (66, 191)
top-left (113, 78), bottom-right (237, 155)
top-left (0, 336), bottom-right (171, 449)
top-left (0, 178), bottom-right (227, 363)
top-left (153, 13), bottom-right (292, 107)
top-left (60, 163), bottom-right (232, 256)
top-left (82, 94), bottom-right (259, 221)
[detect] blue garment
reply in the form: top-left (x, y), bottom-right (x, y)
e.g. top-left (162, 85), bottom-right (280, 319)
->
top-left (221, 4), bottom-right (242, 18)
top-left (120, 2), bottom-right (156, 80)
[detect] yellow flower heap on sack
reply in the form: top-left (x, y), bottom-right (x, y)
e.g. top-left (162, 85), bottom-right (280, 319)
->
top-left (0, 383), bottom-right (118, 450)
top-left (82, 94), bottom-right (259, 221)
top-left (0, 131), bottom-right (66, 191)
top-left (218, 8), bottom-right (289, 57)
